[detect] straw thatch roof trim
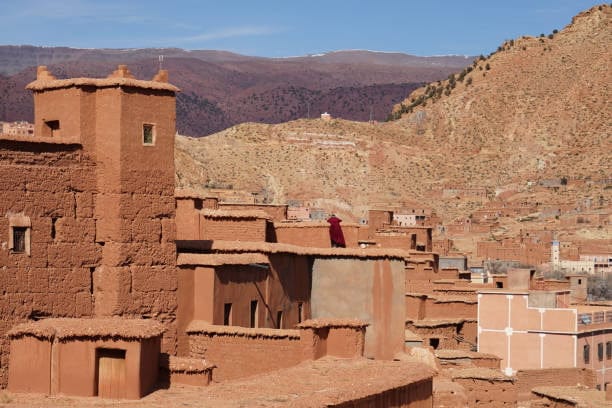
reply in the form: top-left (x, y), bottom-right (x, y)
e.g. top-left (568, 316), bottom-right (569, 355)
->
top-left (186, 321), bottom-right (300, 339)
top-left (200, 209), bottom-right (270, 219)
top-left (407, 318), bottom-right (476, 328)
top-left (177, 252), bottom-right (268, 266)
top-left (7, 318), bottom-right (165, 340)
top-left (26, 77), bottom-right (179, 92)
top-left (167, 356), bottom-right (216, 373)
top-left (274, 221), bottom-right (361, 228)
top-left (203, 240), bottom-right (411, 260)
top-left (435, 349), bottom-right (500, 360)
top-left (296, 318), bottom-right (368, 329)
top-left (451, 368), bottom-right (514, 382)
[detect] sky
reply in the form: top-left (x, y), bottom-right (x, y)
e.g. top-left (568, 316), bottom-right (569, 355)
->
top-left (0, 0), bottom-right (604, 57)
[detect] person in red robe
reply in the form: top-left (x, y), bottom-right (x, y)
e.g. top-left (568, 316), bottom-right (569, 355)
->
top-left (326, 214), bottom-right (346, 247)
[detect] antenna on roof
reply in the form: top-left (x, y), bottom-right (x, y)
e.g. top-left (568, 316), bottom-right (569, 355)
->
top-left (158, 55), bottom-right (164, 70)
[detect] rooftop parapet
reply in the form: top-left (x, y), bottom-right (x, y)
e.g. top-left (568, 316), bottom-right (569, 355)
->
top-left (26, 64), bottom-right (179, 92)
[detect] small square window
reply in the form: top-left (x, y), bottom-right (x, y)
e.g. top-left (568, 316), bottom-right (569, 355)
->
top-left (142, 124), bottom-right (155, 145)
top-left (12, 227), bottom-right (27, 253)
top-left (43, 120), bottom-right (60, 137)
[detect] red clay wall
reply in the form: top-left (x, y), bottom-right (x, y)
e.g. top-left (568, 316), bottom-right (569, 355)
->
top-left (452, 378), bottom-right (517, 407)
top-left (273, 224), bottom-right (359, 247)
top-left (200, 217), bottom-right (267, 241)
top-left (188, 330), bottom-right (304, 381)
top-left (332, 378), bottom-right (433, 408)
top-left (515, 368), bottom-right (596, 401)
top-left (0, 142), bottom-right (99, 388)
top-left (1, 73), bottom-right (180, 387)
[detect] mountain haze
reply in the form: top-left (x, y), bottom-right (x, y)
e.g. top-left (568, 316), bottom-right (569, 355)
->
top-left (0, 47), bottom-right (471, 136)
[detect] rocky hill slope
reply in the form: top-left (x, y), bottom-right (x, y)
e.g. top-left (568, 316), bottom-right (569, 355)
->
top-left (175, 5), bottom-right (611, 226)
top-left (0, 48), bottom-right (471, 136)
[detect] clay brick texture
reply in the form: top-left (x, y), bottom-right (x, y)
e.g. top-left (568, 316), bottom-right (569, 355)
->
top-left (189, 331), bottom-right (304, 382)
top-left (0, 145), bottom-right (99, 387)
top-left (0, 67), bottom-right (179, 387)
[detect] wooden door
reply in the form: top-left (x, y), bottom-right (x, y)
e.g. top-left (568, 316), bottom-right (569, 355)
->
top-left (96, 349), bottom-right (126, 399)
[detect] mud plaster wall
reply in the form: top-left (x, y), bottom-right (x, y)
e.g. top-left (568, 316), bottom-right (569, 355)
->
top-left (189, 332), bottom-right (304, 381)
top-left (0, 82), bottom-right (179, 387)
top-left (200, 217), bottom-right (267, 241)
top-left (515, 368), bottom-right (595, 401)
top-left (176, 254), bottom-right (312, 354)
top-left (331, 378), bottom-right (433, 408)
top-left (0, 141), bottom-right (98, 388)
top-left (273, 224), bottom-right (359, 247)
top-left (310, 257), bottom-right (405, 359)
top-left (452, 378), bottom-right (517, 407)
top-left (90, 86), bottom-right (178, 355)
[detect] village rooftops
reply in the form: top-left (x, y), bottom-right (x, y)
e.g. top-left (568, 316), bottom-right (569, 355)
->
top-left (1, 357), bottom-right (436, 407)
top-left (531, 386), bottom-right (609, 408)
top-left (26, 65), bottom-right (179, 93)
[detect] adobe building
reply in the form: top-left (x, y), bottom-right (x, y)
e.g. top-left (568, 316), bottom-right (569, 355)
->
top-left (7, 318), bottom-right (164, 399)
top-left (0, 65), bottom-right (179, 389)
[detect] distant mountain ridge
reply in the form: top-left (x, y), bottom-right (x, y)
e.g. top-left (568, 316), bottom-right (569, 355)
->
top-left (0, 46), bottom-right (472, 136)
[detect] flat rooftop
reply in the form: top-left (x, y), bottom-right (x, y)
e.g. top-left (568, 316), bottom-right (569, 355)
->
top-left (1, 357), bottom-right (434, 407)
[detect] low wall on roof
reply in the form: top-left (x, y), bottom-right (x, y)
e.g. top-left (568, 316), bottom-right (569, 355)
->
top-left (451, 368), bottom-right (516, 407)
top-left (331, 378), bottom-right (433, 408)
top-left (516, 368), bottom-right (596, 401)
top-left (186, 319), bottom-right (367, 382)
top-left (273, 222), bottom-right (360, 247)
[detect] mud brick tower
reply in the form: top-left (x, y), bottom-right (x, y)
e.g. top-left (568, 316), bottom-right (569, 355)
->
top-left (0, 65), bottom-right (179, 387)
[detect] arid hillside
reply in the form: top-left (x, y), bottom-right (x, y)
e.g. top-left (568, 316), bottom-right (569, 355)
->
top-left (0, 47), bottom-right (471, 136)
top-left (176, 5), bottom-right (611, 228)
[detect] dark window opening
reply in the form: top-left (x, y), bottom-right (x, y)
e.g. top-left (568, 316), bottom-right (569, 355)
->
top-left (51, 217), bottom-right (57, 240)
top-left (598, 343), bottom-right (604, 361)
top-left (578, 279), bottom-right (582, 284)
top-left (583, 344), bottom-right (590, 364)
top-left (223, 303), bottom-right (232, 326)
top-left (12, 227), bottom-right (26, 253)
top-left (496, 282), bottom-right (504, 288)
top-left (276, 310), bottom-right (283, 329)
top-left (44, 120), bottom-right (60, 137)
top-left (606, 342), bottom-right (611, 360)
top-left (429, 338), bottom-right (440, 349)
top-left (298, 302), bottom-right (303, 324)
top-left (250, 300), bottom-right (258, 328)
top-left (143, 124), bottom-right (155, 145)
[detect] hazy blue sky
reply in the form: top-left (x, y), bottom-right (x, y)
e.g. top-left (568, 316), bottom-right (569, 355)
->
top-left (1, 0), bottom-right (604, 57)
